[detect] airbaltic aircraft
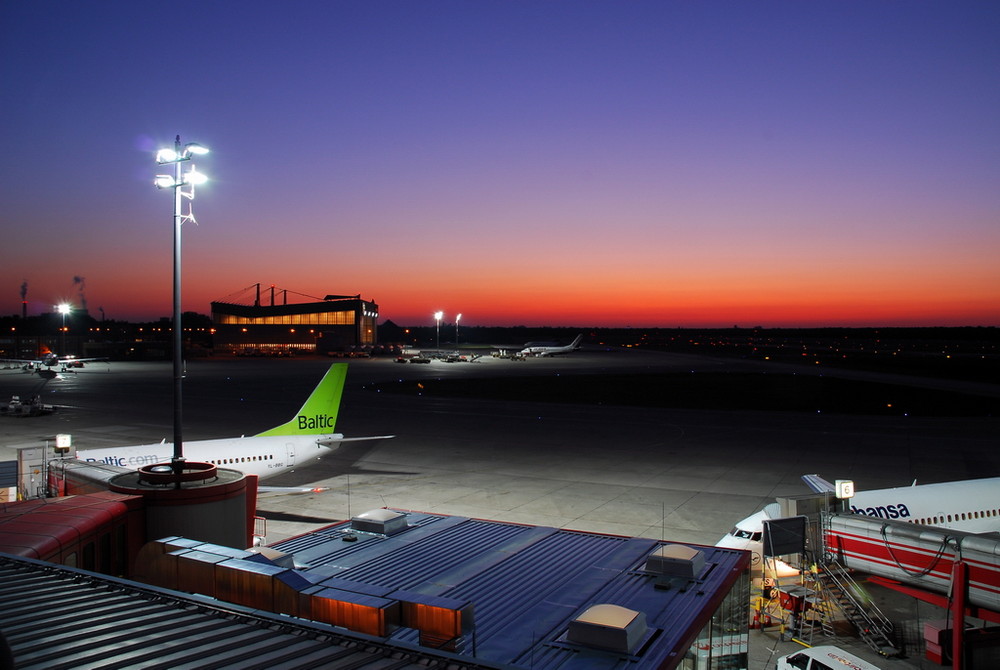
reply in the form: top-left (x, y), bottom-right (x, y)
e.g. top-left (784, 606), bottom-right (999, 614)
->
top-left (75, 363), bottom-right (393, 480)
top-left (716, 473), bottom-right (1000, 573)
top-left (520, 334), bottom-right (583, 357)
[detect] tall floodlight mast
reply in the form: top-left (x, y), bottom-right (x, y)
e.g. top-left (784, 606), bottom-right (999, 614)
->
top-left (154, 136), bottom-right (210, 480)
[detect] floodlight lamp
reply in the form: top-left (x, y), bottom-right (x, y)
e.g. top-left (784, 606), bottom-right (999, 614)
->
top-left (184, 142), bottom-right (209, 155)
top-left (156, 148), bottom-right (179, 163)
top-left (57, 303), bottom-right (71, 315)
top-left (154, 175), bottom-right (176, 189)
top-left (184, 167), bottom-right (208, 185)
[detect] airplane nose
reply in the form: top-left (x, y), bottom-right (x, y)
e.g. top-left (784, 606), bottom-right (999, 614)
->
top-left (714, 535), bottom-right (747, 550)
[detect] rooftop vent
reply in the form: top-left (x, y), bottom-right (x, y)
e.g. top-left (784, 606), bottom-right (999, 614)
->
top-left (247, 546), bottom-right (295, 569)
top-left (568, 604), bottom-right (647, 654)
top-left (645, 544), bottom-right (705, 580)
top-left (350, 508), bottom-right (407, 535)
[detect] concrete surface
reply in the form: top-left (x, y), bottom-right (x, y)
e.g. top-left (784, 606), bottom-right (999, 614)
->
top-left (2, 349), bottom-right (997, 670)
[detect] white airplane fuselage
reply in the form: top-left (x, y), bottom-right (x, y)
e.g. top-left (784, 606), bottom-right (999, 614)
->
top-left (68, 364), bottom-right (392, 484)
top-left (520, 334), bottom-right (583, 357)
top-left (717, 476), bottom-right (1000, 573)
top-left (75, 434), bottom-right (340, 480)
top-left (843, 477), bottom-right (1000, 533)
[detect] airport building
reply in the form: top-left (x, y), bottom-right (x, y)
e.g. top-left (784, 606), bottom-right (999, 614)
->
top-left (211, 285), bottom-right (379, 355)
top-left (0, 482), bottom-right (751, 670)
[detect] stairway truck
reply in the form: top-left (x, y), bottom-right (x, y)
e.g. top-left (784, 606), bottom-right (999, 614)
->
top-left (776, 645), bottom-right (881, 670)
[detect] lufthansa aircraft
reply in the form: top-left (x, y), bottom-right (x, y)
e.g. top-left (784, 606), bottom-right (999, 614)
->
top-left (75, 363), bottom-right (393, 480)
top-left (716, 473), bottom-right (1000, 573)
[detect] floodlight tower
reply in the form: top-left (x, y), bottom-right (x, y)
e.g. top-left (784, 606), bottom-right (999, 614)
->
top-left (434, 311), bottom-right (443, 350)
top-left (455, 313), bottom-right (461, 344)
top-left (56, 303), bottom-right (71, 354)
top-left (155, 135), bottom-right (210, 479)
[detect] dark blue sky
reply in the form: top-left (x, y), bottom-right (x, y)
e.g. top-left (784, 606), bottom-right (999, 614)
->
top-left (3, 2), bottom-right (998, 326)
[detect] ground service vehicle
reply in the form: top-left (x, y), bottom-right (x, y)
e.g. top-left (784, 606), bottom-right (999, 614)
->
top-left (775, 645), bottom-right (880, 670)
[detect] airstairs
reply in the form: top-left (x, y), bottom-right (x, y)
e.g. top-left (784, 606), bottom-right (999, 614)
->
top-left (811, 559), bottom-right (901, 657)
top-left (768, 500), bottom-right (902, 657)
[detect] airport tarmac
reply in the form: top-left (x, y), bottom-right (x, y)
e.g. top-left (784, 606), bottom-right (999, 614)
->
top-left (2, 349), bottom-right (998, 669)
top-left (4, 350), bottom-right (997, 543)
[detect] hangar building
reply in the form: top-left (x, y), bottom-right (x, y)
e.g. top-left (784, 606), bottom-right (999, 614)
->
top-left (211, 284), bottom-right (378, 355)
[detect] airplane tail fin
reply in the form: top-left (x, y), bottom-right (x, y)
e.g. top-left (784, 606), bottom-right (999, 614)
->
top-left (571, 334), bottom-right (583, 349)
top-left (254, 363), bottom-right (347, 437)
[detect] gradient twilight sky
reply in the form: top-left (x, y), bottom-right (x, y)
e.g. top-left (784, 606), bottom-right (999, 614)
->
top-left (2, 2), bottom-right (998, 328)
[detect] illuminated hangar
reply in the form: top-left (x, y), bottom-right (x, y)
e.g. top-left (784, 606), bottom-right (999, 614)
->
top-left (211, 284), bottom-right (378, 355)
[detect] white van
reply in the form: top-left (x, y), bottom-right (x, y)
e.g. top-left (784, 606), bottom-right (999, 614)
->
top-left (775, 645), bottom-right (881, 670)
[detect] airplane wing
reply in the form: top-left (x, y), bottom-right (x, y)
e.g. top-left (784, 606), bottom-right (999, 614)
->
top-left (257, 486), bottom-right (331, 495)
top-left (801, 474), bottom-right (836, 493)
top-left (58, 357), bottom-right (110, 365)
top-left (317, 435), bottom-right (396, 446)
top-left (1, 356), bottom-right (109, 370)
top-left (1, 358), bottom-right (39, 367)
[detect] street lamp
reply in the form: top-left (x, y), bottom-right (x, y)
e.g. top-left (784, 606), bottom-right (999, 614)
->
top-left (155, 135), bottom-right (210, 479)
top-left (455, 313), bottom-right (461, 344)
top-left (434, 311), bottom-right (443, 350)
top-left (56, 303), bottom-right (71, 354)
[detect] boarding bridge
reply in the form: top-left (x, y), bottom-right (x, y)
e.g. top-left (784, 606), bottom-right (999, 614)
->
top-left (760, 493), bottom-right (1000, 664)
top-left (759, 494), bottom-right (902, 656)
top-left (773, 493), bottom-right (1000, 616)
top-left (823, 511), bottom-right (1000, 614)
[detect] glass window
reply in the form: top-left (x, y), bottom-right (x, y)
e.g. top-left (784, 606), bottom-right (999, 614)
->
top-left (785, 652), bottom-right (810, 669)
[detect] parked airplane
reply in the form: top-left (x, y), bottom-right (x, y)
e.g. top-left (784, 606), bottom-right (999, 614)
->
top-left (716, 473), bottom-right (1000, 573)
top-left (2, 352), bottom-right (108, 377)
top-left (520, 334), bottom-right (583, 357)
top-left (75, 363), bottom-right (394, 481)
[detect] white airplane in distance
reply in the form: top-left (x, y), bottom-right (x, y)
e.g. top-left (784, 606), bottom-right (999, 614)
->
top-left (520, 334), bottom-right (584, 357)
top-left (75, 363), bottom-right (394, 481)
top-left (3, 352), bottom-right (108, 377)
top-left (716, 473), bottom-right (1000, 574)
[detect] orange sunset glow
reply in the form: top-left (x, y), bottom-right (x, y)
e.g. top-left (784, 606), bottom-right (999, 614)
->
top-left (2, 3), bottom-right (998, 328)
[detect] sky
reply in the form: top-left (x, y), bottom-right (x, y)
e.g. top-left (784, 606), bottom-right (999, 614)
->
top-left (2, 2), bottom-right (998, 328)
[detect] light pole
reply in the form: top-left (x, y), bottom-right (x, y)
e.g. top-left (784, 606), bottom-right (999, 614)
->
top-left (434, 311), bottom-right (443, 350)
top-left (56, 303), bottom-right (70, 354)
top-left (455, 313), bottom-right (461, 344)
top-left (155, 135), bottom-right (209, 479)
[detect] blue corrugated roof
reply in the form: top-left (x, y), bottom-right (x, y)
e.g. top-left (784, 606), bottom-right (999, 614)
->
top-left (271, 510), bottom-right (749, 670)
top-left (0, 552), bottom-right (504, 670)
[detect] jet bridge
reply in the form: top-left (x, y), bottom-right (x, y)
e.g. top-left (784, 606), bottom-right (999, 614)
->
top-left (824, 511), bottom-right (1000, 667)
top-left (823, 512), bottom-right (1000, 614)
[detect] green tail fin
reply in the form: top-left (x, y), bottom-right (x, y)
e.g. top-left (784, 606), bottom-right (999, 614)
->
top-left (255, 363), bottom-right (348, 436)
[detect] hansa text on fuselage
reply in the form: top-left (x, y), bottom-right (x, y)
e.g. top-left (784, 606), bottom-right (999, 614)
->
top-left (851, 503), bottom-right (911, 520)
